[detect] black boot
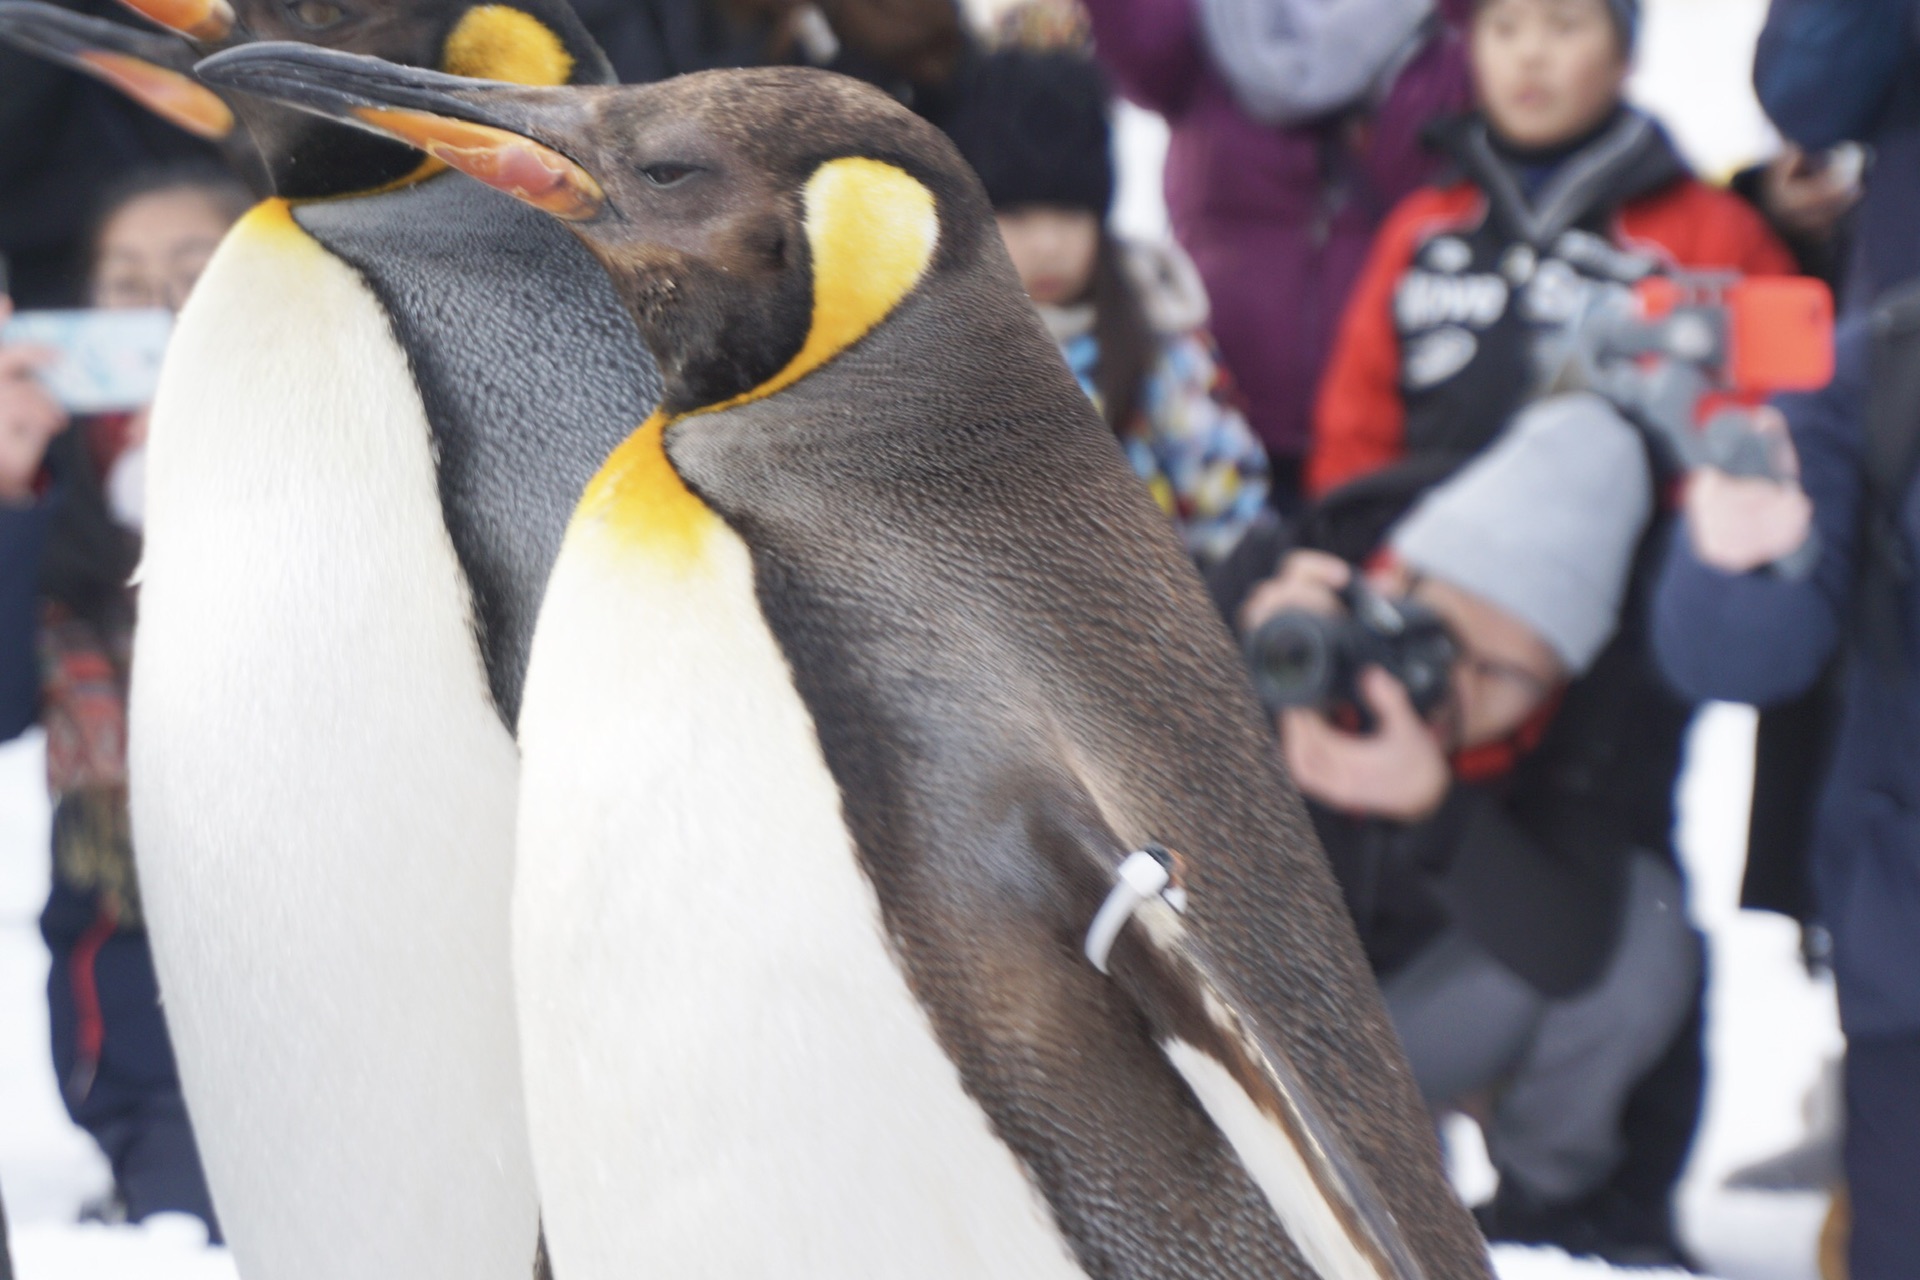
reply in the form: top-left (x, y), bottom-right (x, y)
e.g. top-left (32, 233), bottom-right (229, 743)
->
top-left (1476, 1177), bottom-right (1700, 1270)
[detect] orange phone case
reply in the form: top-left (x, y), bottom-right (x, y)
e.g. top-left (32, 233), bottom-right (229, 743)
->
top-left (1636, 275), bottom-right (1834, 394)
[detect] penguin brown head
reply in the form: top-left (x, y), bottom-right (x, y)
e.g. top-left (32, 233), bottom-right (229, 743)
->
top-left (197, 48), bottom-right (995, 415)
top-left (107, 0), bottom-right (612, 199)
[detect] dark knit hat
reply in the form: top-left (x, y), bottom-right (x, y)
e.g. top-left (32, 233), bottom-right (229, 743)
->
top-left (1473, 0), bottom-right (1639, 52)
top-left (945, 49), bottom-right (1115, 215)
top-left (1606, 0), bottom-right (1639, 51)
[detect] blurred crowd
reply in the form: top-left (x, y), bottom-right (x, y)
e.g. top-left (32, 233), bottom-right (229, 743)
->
top-left (0, 0), bottom-right (1915, 1277)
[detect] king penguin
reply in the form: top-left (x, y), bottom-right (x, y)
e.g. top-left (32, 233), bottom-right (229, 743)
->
top-left (201, 49), bottom-right (1494, 1280)
top-left (0, 0), bottom-right (266, 188)
top-left (86, 5), bottom-right (659, 1279)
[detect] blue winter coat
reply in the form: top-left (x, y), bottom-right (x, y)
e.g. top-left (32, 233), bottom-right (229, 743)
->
top-left (0, 498), bottom-right (53, 742)
top-left (1652, 319), bottom-right (1920, 1039)
top-left (1755, 0), bottom-right (1920, 309)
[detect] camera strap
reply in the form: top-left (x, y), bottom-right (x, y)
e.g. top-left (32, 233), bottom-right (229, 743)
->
top-left (1083, 843), bottom-right (1190, 975)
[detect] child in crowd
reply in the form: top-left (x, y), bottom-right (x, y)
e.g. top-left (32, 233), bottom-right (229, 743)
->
top-left (0, 161), bottom-right (249, 1240)
top-left (1309, 0), bottom-right (1794, 497)
top-left (946, 48), bottom-right (1272, 566)
top-left (1249, 396), bottom-right (1699, 1268)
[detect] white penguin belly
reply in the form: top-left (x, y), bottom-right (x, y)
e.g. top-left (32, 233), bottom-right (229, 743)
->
top-left (128, 202), bottom-right (538, 1280)
top-left (514, 481), bottom-right (1088, 1280)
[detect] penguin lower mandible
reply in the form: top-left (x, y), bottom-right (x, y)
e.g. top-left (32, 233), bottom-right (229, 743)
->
top-left (202, 48), bottom-right (1494, 1280)
top-left (66, 3), bottom-right (659, 1278)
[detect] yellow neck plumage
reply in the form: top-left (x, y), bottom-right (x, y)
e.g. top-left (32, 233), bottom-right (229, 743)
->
top-left (575, 158), bottom-right (940, 567)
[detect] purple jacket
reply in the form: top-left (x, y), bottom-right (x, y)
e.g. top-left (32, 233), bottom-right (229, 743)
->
top-left (1084, 0), bottom-right (1471, 463)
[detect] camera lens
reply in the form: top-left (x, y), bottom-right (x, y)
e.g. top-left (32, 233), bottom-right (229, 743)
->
top-left (1246, 614), bottom-right (1334, 710)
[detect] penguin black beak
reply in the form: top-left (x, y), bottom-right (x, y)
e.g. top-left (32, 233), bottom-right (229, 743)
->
top-left (196, 43), bottom-right (606, 221)
top-left (0, 0), bottom-right (234, 137)
top-left (113, 0), bottom-right (232, 43)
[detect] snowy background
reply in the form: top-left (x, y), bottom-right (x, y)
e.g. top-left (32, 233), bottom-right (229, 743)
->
top-left (1, 0), bottom-right (1838, 1276)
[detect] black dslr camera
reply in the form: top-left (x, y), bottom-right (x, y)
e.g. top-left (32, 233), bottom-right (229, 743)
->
top-left (1244, 580), bottom-right (1458, 725)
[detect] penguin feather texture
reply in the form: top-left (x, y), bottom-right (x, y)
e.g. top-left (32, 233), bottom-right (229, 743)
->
top-left (130, 202), bottom-right (540, 1280)
top-left (514, 469), bottom-right (1089, 1279)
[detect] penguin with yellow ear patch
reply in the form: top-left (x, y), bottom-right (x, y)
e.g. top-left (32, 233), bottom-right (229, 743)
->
top-left (205, 48), bottom-right (1494, 1280)
top-left (110, 6), bottom-right (657, 1280)
top-left (0, 1), bottom-right (265, 186)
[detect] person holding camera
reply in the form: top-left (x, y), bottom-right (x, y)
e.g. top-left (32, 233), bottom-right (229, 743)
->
top-left (1651, 293), bottom-right (1920, 1280)
top-left (1252, 0), bottom-right (1795, 1258)
top-left (1246, 395), bottom-right (1700, 1267)
top-left (1308, 0), bottom-right (1793, 498)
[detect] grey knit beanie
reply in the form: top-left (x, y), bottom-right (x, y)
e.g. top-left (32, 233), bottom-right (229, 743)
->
top-left (1388, 393), bottom-right (1652, 676)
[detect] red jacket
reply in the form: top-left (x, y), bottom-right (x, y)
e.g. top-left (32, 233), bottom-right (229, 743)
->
top-left (1308, 128), bottom-right (1798, 496)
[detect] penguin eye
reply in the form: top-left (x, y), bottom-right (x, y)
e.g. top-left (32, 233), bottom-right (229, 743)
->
top-left (288, 0), bottom-right (346, 28)
top-left (639, 164), bottom-right (698, 189)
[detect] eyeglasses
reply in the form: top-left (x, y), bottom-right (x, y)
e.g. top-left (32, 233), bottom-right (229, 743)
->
top-left (1454, 647), bottom-right (1557, 702)
top-left (93, 272), bottom-right (199, 313)
top-left (1402, 573), bottom-right (1559, 703)
top-left (91, 239), bottom-right (221, 314)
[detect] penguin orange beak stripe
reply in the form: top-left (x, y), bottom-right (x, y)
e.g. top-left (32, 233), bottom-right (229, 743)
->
top-left (353, 108), bottom-right (604, 221)
top-left (77, 50), bottom-right (234, 137)
top-left (115, 0), bottom-right (232, 42)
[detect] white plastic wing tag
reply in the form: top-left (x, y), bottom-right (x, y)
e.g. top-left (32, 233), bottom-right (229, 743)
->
top-left (1084, 842), bottom-right (1190, 975)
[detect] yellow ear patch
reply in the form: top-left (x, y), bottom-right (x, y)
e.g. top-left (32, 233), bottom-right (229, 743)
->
top-left (576, 159), bottom-right (938, 566)
top-left (442, 5), bottom-right (575, 85)
top-left (699, 157), bottom-right (940, 415)
top-left (353, 108), bottom-right (605, 220)
top-left (77, 52), bottom-right (235, 138)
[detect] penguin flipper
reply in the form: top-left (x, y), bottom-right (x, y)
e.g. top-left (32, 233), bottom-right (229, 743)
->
top-left (1048, 805), bottom-right (1432, 1280)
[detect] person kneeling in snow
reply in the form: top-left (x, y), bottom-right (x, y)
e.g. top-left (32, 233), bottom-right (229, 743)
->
top-left (1245, 396), bottom-right (1701, 1267)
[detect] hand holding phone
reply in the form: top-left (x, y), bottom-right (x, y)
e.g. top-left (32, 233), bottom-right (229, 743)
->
top-left (1765, 144), bottom-right (1865, 240)
top-left (0, 299), bottom-right (69, 503)
top-left (1684, 408), bottom-right (1816, 578)
top-left (0, 307), bottom-right (173, 414)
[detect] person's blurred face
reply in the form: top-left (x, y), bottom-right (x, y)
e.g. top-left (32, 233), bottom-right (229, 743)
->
top-left (91, 188), bottom-right (237, 313)
top-left (994, 206), bottom-right (1101, 307)
top-left (1368, 565), bottom-right (1564, 749)
top-left (1471, 0), bottom-right (1628, 150)
top-left (1418, 577), bottom-right (1564, 748)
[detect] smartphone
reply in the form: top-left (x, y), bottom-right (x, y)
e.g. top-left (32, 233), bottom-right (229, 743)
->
top-left (1, 308), bottom-right (173, 413)
top-left (1636, 275), bottom-right (1835, 395)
